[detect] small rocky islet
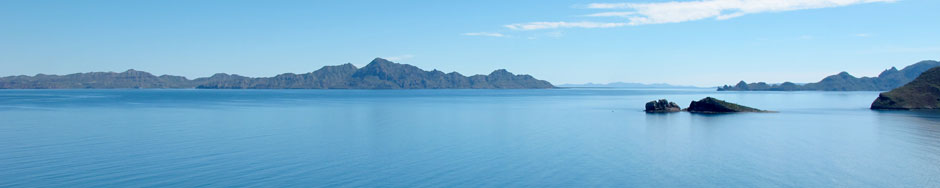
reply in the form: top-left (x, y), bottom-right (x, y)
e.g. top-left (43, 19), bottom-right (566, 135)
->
top-left (644, 99), bottom-right (682, 113)
top-left (645, 97), bottom-right (769, 113)
top-left (686, 97), bottom-right (769, 113)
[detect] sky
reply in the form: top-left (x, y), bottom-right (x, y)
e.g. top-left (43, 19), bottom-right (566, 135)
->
top-left (1, 0), bottom-right (938, 86)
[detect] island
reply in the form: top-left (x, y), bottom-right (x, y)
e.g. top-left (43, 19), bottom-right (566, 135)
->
top-left (645, 99), bottom-right (682, 113)
top-left (718, 60), bottom-right (940, 91)
top-left (686, 97), bottom-right (769, 113)
top-left (0, 58), bottom-right (555, 89)
top-left (870, 67), bottom-right (940, 110)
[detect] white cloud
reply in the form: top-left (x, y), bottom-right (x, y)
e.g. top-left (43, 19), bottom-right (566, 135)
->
top-left (385, 54), bottom-right (415, 61)
top-left (584, 0), bottom-right (896, 25)
top-left (505, 21), bottom-right (628, 30)
top-left (462, 32), bottom-right (506, 37)
top-left (854, 33), bottom-right (872, 37)
top-left (507, 0), bottom-right (895, 31)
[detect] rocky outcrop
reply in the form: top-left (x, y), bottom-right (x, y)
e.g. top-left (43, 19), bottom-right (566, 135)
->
top-left (719, 60), bottom-right (940, 91)
top-left (645, 99), bottom-right (681, 113)
top-left (0, 58), bottom-right (555, 89)
top-left (871, 67), bottom-right (940, 110)
top-left (686, 97), bottom-right (767, 113)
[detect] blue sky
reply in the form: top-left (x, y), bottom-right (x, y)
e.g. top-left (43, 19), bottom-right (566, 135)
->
top-left (1, 0), bottom-right (938, 86)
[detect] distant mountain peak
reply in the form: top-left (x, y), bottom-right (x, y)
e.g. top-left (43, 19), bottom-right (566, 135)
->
top-left (489, 69), bottom-right (512, 76)
top-left (369, 57), bottom-right (393, 65)
top-left (209, 73), bottom-right (232, 78)
top-left (318, 63), bottom-right (357, 71)
top-left (878, 67), bottom-right (901, 77)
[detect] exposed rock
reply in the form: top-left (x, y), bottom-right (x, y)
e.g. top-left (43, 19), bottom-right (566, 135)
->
top-left (719, 60), bottom-right (940, 91)
top-left (871, 67), bottom-right (940, 110)
top-left (0, 58), bottom-right (555, 89)
top-left (645, 99), bottom-right (681, 113)
top-left (686, 97), bottom-right (767, 113)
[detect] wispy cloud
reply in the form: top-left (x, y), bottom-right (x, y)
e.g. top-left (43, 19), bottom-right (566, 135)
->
top-left (587, 0), bottom-right (895, 25)
top-left (385, 54), bottom-right (415, 61)
top-left (507, 0), bottom-right (895, 30)
top-left (462, 32), bottom-right (506, 37)
top-left (505, 21), bottom-right (627, 30)
top-left (854, 33), bottom-right (872, 37)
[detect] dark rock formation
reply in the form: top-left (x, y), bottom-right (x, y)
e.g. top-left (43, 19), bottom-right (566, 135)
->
top-left (0, 58), bottom-right (555, 89)
top-left (719, 60), bottom-right (940, 91)
top-left (645, 99), bottom-right (681, 113)
top-left (686, 97), bottom-right (767, 113)
top-left (871, 67), bottom-right (940, 110)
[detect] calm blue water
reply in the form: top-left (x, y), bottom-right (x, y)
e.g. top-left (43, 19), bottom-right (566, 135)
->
top-left (1, 89), bottom-right (939, 187)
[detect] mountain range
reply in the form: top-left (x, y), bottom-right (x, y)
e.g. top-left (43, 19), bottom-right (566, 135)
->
top-left (0, 58), bottom-right (554, 89)
top-left (718, 60), bottom-right (940, 91)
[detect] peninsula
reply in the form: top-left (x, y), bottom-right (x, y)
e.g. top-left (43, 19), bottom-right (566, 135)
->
top-left (871, 67), bottom-right (940, 110)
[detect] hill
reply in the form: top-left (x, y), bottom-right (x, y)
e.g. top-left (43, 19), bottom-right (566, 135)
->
top-left (870, 67), bottom-right (940, 109)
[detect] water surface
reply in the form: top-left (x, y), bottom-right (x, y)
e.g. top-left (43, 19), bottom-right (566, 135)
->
top-left (1, 89), bottom-right (939, 187)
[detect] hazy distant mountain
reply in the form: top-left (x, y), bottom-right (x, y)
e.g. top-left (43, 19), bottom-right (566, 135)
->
top-left (559, 82), bottom-right (699, 88)
top-left (0, 69), bottom-right (200, 89)
top-left (719, 60), bottom-right (940, 91)
top-left (871, 67), bottom-right (940, 109)
top-left (0, 58), bottom-right (554, 89)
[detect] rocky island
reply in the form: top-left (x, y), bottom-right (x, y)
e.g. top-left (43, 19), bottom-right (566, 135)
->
top-left (719, 60), bottom-right (940, 91)
top-left (870, 67), bottom-right (940, 110)
top-left (645, 99), bottom-right (682, 113)
top-left (686, 97), bottom-right (769, 113)
top-left (643, 97), bottom-right (769, 113)
top-left (0, 58), bottom-right (554, 89)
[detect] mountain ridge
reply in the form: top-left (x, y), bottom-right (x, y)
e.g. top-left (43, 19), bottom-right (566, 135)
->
top-left (0, 58), bottom-right (554, 89)
top-left (718, 60), bottom-right (940, 91)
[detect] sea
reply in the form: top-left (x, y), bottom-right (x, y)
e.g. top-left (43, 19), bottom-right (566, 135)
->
top-left (1, 88), bottom-right (938, 187)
